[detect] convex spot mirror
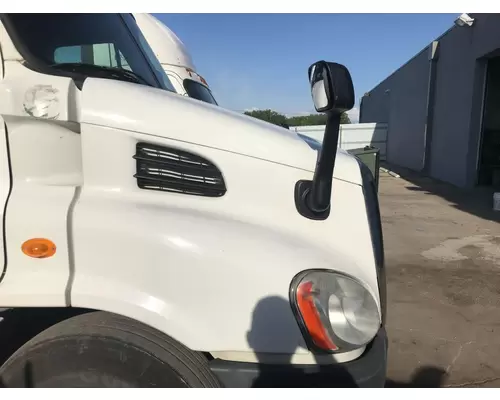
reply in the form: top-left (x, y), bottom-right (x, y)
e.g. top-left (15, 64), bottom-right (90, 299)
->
top-left (308, 61), bottom-right (355, 114)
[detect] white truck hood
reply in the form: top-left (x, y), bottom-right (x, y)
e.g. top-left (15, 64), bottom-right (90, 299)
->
top-left (80, 78), bottom-right (362, 185)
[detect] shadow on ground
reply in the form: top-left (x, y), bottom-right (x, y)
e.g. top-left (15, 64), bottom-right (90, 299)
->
top-left (385, 366), bottom-right (448, 388)
top-left (381, 162), bottom-right (500, 223)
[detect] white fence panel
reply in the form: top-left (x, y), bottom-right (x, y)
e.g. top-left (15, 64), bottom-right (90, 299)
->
top-left (290, 123), bottom-right (388, 160)
top-left (290, 125), bottom-right (326, 143)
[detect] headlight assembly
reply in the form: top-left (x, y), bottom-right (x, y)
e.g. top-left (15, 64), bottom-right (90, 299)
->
top-left (290, 270), bottom-right (381, 353)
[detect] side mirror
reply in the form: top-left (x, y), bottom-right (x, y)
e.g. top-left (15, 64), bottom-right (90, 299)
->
top-left (308, 61), bottom-right (355, 114)
top-left (295, 60), bottom-right (355, 221)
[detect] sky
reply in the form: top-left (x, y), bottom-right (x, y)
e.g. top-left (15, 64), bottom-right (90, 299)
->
top-left (154, 13), bottom-right (458, 122)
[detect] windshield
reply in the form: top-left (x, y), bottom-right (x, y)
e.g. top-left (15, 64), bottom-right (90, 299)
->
top-left (183, 79), bottom-right (218, 105)
top-left (1, 13), bottom-right (176, 92)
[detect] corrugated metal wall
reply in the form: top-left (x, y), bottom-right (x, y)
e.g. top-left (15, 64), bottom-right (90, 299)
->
top-left (359, 14), bottom-right (500, 187)
top-left (360, 49), bottom-right (430, 171)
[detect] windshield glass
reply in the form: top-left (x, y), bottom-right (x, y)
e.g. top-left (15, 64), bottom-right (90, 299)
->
top-left (183, 79), bottom-right (218, 105)
top-left (2, 13), bottom-right (176, 92)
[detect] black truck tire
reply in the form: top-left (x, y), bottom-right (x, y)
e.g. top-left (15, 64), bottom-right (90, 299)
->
top-left (0, 310), bottom-right (221, 388)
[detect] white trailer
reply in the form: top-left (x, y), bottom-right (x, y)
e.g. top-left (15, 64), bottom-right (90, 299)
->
top-left (133, 13), bottom-right (218, 105)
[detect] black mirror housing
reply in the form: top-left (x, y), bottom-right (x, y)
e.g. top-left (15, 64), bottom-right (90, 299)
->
top-left (308, 61), bottom-right (355, 114)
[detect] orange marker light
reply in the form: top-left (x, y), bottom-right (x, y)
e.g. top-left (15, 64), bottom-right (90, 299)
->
top-left (21, 238), bottom-right (56, 259)
top-left (199, 76), bottom-right (208, 86)
top-left (296, 280), bottom-right (338, 351)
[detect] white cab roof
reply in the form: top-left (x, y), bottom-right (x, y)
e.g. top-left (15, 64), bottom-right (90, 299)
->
top-left (133, 13), bottom-right (196, 70)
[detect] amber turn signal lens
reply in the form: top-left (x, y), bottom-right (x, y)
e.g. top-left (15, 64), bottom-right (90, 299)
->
top-left (296, 280), bottom-right (338, 351)
top-left (21, 238), bottom-right (56, 259)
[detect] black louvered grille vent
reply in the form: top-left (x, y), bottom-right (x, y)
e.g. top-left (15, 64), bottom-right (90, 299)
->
top-left (133, 143), bottom-right (226, 197)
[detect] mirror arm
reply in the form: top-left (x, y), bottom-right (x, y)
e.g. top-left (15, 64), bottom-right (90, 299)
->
top-left (307, 112), bottom-right (340, 213)
top-left (294, 112), bottom-right (341, 221)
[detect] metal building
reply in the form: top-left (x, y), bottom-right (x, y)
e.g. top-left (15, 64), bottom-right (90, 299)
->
top-left (360, 13), bottom-right (500, 188)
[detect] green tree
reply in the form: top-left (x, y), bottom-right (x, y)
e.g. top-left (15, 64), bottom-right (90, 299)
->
top-left (244, 109), bottom-right (351, 127)
top-left (289, 113), bottom-right (351, 126)
top-left (244, 109), bottom-right (288, 126)
top-left (341, 113), bottom-right (351, 124)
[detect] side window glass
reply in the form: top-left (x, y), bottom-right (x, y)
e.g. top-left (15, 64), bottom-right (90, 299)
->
top-left (116, 50), bottom-right (132, 71)
top-left (54, 46), bottom-right (82, 63)
top-left (92, 43), bottom-right (132, 71)
top-left (53, 43), bottom-right (132, 71)
top-left (92, 43), bottom-right (116, 67)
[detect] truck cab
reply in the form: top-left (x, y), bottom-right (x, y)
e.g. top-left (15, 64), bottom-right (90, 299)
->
top-left (132, 13), bottom-right (218, 106)
top-left (0, 13), bottom-right (386, 387)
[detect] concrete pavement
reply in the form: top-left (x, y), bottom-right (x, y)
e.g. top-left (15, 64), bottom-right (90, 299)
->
top-left (379, 167), bottom-right (500, 387)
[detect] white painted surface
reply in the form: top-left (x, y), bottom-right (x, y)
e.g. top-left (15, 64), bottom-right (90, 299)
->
top-left (133, 13), bottom-right (213, 97)
top-left (0, 26), bottom-right (381, 365)
top-left (290, 125), bottom-right (325, 143)
top-left (291, 123), bottom-right (388, 160)
top-left (71, 125), bottom-right (377, 358)
top-left (0, 62), bottom-right (82, 306)
top-left (80, 78), bottom-right (363, 186)
top-left (69, 78), bottom-right (380, 358)
top-left (133, 13), bottom-right (195, 70)
top-left (0, 117), bottom-right (81, 306)
top-left (0, 63), bottom-right (82, 123)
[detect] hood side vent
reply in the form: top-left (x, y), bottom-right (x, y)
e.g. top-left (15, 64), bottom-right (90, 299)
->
top-left (133, 142), bottom-right (226, 197)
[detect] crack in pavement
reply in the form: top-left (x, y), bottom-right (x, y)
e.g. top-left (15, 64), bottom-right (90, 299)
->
top-left (445, 341), bottom-right (474, 374)
top-left (445, 377), bottom-right (500, 388)
top-left (391, 327), bottom-right (475, 344)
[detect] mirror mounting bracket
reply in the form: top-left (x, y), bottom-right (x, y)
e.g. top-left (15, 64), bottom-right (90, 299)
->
top-left (294, 179), bottom-right (331, 220)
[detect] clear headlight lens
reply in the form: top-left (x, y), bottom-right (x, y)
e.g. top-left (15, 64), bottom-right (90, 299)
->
top-left (290, 270), bottom-right (381, 352)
